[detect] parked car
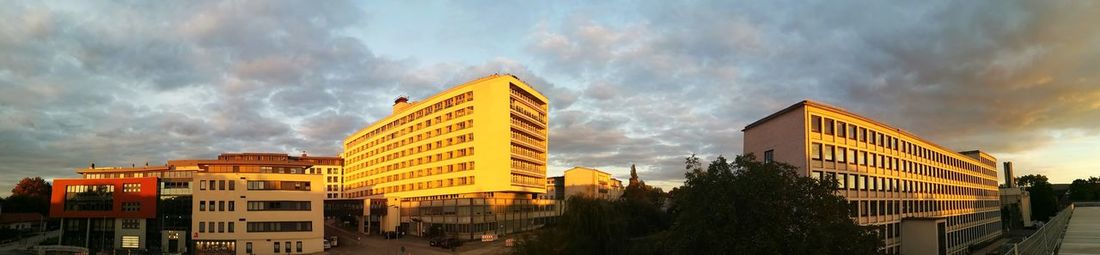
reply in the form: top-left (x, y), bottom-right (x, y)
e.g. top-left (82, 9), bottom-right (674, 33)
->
top-left (328, 236), bottom-right (338, 247)
top-left (323, 240), bottom-right (331, 250)
top-left (437, 238), bottom-right (462, 250)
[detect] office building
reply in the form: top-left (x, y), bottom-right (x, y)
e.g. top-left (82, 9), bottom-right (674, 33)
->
top-left (295, 154), bottom-right (344, 200)
top-left (168, 153), bottom-right (325, 255)
top-left (545, 176), bottom-right (565, 200)
top-left (51, 152), bottom-right (330, 255)
top-left (341, 74), bottom-right (561, 239)
top-left (743, 100), bottom-right (1002, 255)
top-left (563, 167), bottom-right (624, 200)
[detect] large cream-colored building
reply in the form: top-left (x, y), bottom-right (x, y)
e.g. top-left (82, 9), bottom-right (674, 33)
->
top-left (563, 167), bottom-right (624, 200)
top-left (743, 100), bottom-right (1001, 255)
top-left (342, 74), bottom-right (561, 239)
top-left (170, 153), bottom-right (326, 255)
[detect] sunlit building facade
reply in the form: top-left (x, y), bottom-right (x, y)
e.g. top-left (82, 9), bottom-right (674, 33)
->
top-left (169, 153), bottom-right (326, 255)
top-left (563, 167), bottom-right (624, 200)
top-left (342, 74), bottom-right (561, 239)
top-left (743, 100), bottom-right (1002, 255)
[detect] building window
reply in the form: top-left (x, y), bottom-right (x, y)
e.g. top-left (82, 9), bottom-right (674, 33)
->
top-left (122, 202), bottom-right (140, 212)
top-left (285, 242), bottom-right (291, 253)
top-left (824, 118), bottom-right (834, 135)
top-left (199, 201), bottom-right (205, 211)
top-left (200, 180), bottom-right (207, 190)
top-left (219, 180), bottom-right (226, 190)
top-left (198, 222), bottom-right (205, 233)
top-left (229, 201), bottom-right (235, 211)
top-left (837, 148), bottom-right (847, 163)
top-left (847, 174), bottom-right (857, 190)
top-left (849, 125), bottom-right (858, 140)
top-left (296, 241), bottom-right (302, 253)
top-left (763, 150), bottom-right (774, 164)
top-left (208, 180), bottom-right (216, 190)
top-left (228, 222), bottom-right (234, 233)
top-left (208, 222), bottom-right (214, 233)
top-left (859, 127), bottom-right (867, 142)
top-left (247, 221), bottom-right (313, 232)
top-left (811, 116), bottom-right (822, 132)
top-left (229, 181), bottom-right (235, 190)
top-left (837, 122), bottom-right (847, 138)
top-left (824, 145), bottom-right (835, 161)
top-left (219, 201), bottom-right (225, 211)
top-left (838, 173), bottom-right (847, 189)
top-left (121, 235), bottom-right (139, 248)
top-left (123, 183), bottom-right (141, 193)
top-left (811, 143), bottom-right (822, 160)
top-left (274, 243), bottom-right (279, 253)
top-left (246, 242), bottom-right (252, 254)
top-left (121, 219), bottom-right (140, 229)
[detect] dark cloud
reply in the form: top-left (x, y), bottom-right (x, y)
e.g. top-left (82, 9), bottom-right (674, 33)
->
top-left (530, 1), bottom-right (1100, 186)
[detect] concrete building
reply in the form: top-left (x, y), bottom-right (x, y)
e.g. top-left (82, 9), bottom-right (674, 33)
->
top-left (52, 153), bottom-right (330, 255)
top-left (743, 100), bottom-right (1002, 255)
top-left (0, 212), bottom-right (46, 231)
top-left (563, 167), bottom-right (624, 200)
top-left (169, 153), bottom-right (326, 255)
top-left (295, 154), bottom-right (344, 200)
top-left (341, 74), bottom-right (562, 239)
top-left (999, 162), bottom-right (1033, 229)
top-left (545, 176), bottom-right (565, 200)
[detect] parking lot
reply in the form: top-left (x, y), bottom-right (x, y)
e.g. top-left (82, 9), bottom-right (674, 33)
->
top-left (323, 225), bottom-right (510, 255)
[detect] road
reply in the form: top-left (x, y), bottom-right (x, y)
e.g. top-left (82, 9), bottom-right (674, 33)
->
top-left (323, 225), bottom-right (509, 255)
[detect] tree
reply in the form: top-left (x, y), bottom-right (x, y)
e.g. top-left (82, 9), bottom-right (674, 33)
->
top-left (1016, 174), bottom-right (1048, 188)
top-left (512, 197), bottom-right (628, 255)
top-left (1017, 174), bottom-right (1058, 221)
top-left (619, 165), bottom-right (669, 238)
top-left (663, 154), bottom-right (881, 254)
top-left (3, 177), bottom-right (52, 216)
top-left (1068, 177), bottom-right (1100, 201)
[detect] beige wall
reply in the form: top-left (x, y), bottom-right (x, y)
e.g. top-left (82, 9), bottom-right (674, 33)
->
top-left (901, 218), bottom-right (945, 255)
top-left (192, 172), bottom-right (325, 255)
top-left (742, 106), bottom-right (808, 175)
top-left (564, 167), bottom-right (617, 200)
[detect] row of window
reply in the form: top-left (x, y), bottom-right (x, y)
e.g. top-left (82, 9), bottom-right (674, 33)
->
top-left (197, 221), bottom-right (235, 233)
top-left (511, 144), bottom-right (545, 161)
top-left (84, 170), bottom-right (193, 179)
top-left (512, 173), bottom-right (543, 187)
top-left (811, 143), bottom-right (998, 188)
top-left (198, 200), bottom-right (235, 212)
top-left (247, 221), bottom-right (313, 232)
top-left (813, 171), bottom-right (997, 197)
top-left (350, 112), bottom-right (475, 167)
top-left (122, 202), bottom-right (141, 212)
top-left (349, 122), bottom-right (475, 176)
top-left (122, 183), bottom-right (141, 192)
top-left (346, 91), bottom-right (473, 148)
top-left (247, 201), bottom-right (311, 211)
top-left (810, 115), bottom-right (996, 177)
top-left (845, 198), bottom-right (999, 219)
top-left (512, 159), bottom-right (544, 176)
top-left (510, 84), bottom-right (547, 121)
top-left (199, 179), bottom-right (236, 191)
top-left (121, 219), bottom-right (140, 229)
top-left (361, 176), bottom-right (476, 197)
top-left (241, 241), bottom-right (303, 254)
top-left (947, 221), bottom-right (1001, 250)
top-left (246, 180), bottom-right (311, 191)
top-left (351, 144), bottom-right (475, 182)
top-left (347, 160), bottom-right (475, 191)
top-left (206, 165), bottom-right (311, 174)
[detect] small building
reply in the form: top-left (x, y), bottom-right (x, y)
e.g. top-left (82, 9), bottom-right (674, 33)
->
top-left (0, 212), bottom-right (46, 231)
top-left (564, 167), bottom-right (624, 200)
top-left (545, 176), bottom-right (565, 200)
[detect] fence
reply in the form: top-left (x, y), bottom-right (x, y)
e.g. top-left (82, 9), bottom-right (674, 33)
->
top-left (1003, 203), bottom-right (1075, 255)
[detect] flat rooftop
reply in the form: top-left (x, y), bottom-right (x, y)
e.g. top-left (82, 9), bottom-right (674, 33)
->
top-left (1060, 206), bottom-right (1100, 254)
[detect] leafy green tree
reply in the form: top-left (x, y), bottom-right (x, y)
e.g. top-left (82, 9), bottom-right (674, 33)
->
top-left (620, 164), bottom-right (669, 237)
top-left (512, 196), bottom-right (628, 255)
top-left (663, 154), bottom-right (881, 255)
top-left (1016, 174), bottom-right (1048, 188)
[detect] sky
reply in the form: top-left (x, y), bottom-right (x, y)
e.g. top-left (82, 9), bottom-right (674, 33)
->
top-left (1, 1), bottom-right (1099, 196)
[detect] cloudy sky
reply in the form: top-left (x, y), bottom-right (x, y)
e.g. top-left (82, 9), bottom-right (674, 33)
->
top-left (2, 1), bottom-right (1099, 196)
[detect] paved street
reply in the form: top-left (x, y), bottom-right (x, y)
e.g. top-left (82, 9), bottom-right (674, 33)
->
top-left (0, 230), bottom-right (59, 255)
top-left (323, 225), bottom-right (510, 255)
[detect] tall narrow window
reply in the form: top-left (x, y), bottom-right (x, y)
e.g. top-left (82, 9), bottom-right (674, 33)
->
top-left (763, 150), bottom-right (775, 164)
top-left (811, 116), bottom-right (822, 133)
top-left (811, 143), bottom-right (822, 160)
top-left (824, 118), bottom-right (834, 135)
top-left (229, 181), bottom-right (235, 190)
top-left (837, 122), bottom-right (847, 138)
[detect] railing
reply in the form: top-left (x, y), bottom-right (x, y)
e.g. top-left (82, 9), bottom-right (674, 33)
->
top-left (1004, 204), bottom-right (1075, 255)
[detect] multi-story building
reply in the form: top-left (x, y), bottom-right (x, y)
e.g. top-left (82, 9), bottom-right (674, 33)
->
top-left (743, 100), bottom-right (1002, 255)
top-left (294, 154), bottom-right (344, 200)
top-left (51, 173), bottom-right (164, 254)
top-left (341, 74), bottom-right (561, 239)
top-left (545, 176), bottom-right (565, 200)
top-left (563, 167), bottom-right (624, 200)
top-left (168, 153), bottom-right (325, 255)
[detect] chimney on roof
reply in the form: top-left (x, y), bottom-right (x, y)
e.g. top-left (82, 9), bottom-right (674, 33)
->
top-left (393, 96), bottom-right (411, 114)
top-left (301, 150), bottom-right (308, 157)
top-left (145, 162), bottom-right (149, 167)
top-left (91, 162), bottom-right (95, 169)
top-left (1004, 162), bottom-right (1015, 188)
